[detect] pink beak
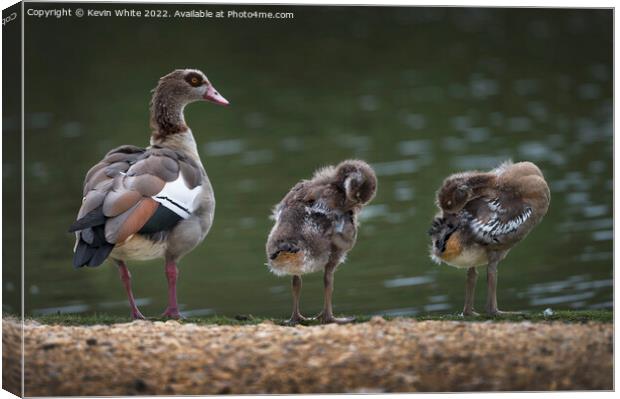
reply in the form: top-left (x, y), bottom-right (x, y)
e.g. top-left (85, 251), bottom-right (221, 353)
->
top-left (204, 85), bottom-right (229, 106)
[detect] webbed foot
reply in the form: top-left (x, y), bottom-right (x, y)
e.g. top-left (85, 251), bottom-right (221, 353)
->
top-left (131, 310), bottom-right (146, 320)
top-left (487, 309), bottom-right (524, 317)
top-left (162, 308), bottom-right (183, 319)
top-left (316, 312), bottom-right (356, 324)
top-left (461, 310), bottom-right (480, 317)
top-left (284, 314), bottom-right (311, 326)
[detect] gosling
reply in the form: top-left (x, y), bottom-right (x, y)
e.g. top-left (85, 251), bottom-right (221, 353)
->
top-left (266, 160), bottom-right (377, 324)
top-left (429, 161), bottom-right (550, 316)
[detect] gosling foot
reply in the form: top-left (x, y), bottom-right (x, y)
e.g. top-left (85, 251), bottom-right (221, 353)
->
top-left (461, 310), bottom-right (480, 317)
top-left (317, 312), bottom-right (356, 324)
top-left (284, 314), bottom-right (311, 326)
top-left (487, 309), bottom-right (524, 317)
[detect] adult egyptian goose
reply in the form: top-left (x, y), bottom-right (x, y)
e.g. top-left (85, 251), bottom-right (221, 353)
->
top-left (266, 160), bottom-right (377, 324)
top-left (428, 161), bottom-right (550, 316)
top-left (69, 69), bottom-right (228, 319)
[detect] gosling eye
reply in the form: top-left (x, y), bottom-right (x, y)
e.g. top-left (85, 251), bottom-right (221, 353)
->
top-left (446, 200), bottom-right (452, 207)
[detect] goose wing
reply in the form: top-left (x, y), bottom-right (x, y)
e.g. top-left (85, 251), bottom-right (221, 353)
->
top-left (70, 145), bottom-right (204, 267)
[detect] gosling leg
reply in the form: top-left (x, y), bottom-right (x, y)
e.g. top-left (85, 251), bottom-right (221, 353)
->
top-left (463, 267), bottom-right (479, 316)
top-left (317, 261), bottom-right (355, 324)
top-left (285, 275), bottom-right (309, 325)
top-left (486, 253), bottom-right (522, 316)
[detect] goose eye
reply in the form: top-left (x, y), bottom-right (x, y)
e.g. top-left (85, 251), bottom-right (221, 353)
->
top-left (447, 200), bottom-right (452, 207)
top-left (190, 77), bottom-right (200, 86)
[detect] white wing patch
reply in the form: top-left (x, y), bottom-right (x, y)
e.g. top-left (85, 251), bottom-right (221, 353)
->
top-left (486, 198), bottom-right (503, 212)
top-left (305, 199), bottom-right (331, 216)
top-left (304, 200), bottom-right (350, 233)
top-left (152, 175), bottom-right (202, 219)
top-left (467, 198), bottom-right (532, 243)
top-left (303, 200), bottom-right (331, 235)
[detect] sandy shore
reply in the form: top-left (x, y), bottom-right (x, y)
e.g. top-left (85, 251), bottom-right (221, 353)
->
top-left (2, 316), bottom-right (613, 395)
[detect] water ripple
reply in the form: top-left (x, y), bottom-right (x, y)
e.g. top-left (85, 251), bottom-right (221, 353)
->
top-left (372, 159), bottom-right (418, 176)
top-left (384, 276), bottom-right (434, 288)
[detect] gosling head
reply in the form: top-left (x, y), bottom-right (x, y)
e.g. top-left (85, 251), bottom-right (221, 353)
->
top-left (437, 177), bottom-right (474, 214)
top-left (152, 68), bottom-right (229, 106)
top-left (335, 160), bottom-right (377, 207)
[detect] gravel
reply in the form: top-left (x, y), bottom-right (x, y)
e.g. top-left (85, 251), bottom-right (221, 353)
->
top-left (2, 316), bottom-right (612, 395)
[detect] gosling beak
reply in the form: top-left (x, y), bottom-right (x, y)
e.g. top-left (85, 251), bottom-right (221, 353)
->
top-left (204, 84), bottom-right (229, 106)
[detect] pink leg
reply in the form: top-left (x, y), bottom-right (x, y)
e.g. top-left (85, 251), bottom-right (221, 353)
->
top-left (162, 260), bottom-right (182, 319)
top-left (117, 261), bottom-right (145, 320)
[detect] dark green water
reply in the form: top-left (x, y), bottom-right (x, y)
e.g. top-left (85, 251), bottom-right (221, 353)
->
top-left (9, 5), bottom-right (613, 318)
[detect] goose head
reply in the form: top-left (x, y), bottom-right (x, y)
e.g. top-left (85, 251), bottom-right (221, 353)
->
top-left (153, 69), bottom-right (229, 106)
